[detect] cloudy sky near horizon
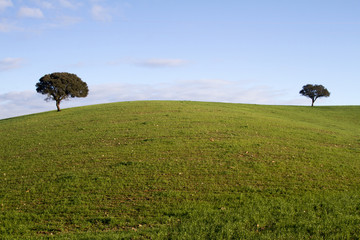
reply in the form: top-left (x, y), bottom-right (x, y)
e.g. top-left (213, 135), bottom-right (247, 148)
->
top-left (1, 0), bottom-right (360, 119)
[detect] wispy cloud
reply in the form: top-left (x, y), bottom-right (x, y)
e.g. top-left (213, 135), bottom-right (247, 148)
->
top-left (0, 58), bottom-right (24, 71)
top-left (91, 4), bottom-right (112, 22)
top-left (30, 0), bottom-right (53, 9)
top-left (136, 58), bottom-right (189, 68)
top-left (59, 0), bottom-right (81, 9)
top-left (18, 7), bottom-right (44, 18)
top-left (37, 0), bottom-right (53, 9)
top-left (58, 15), bottom-right (82, 25)
top-left (157, 79), bottom-right (283, 104)
top-left (0, 0), bottom-right (12, 11)
top-left (0, 19), bottom-right (19, 32)
top-left (44, 15), bottom-right (82, 28)
top-left (0, 91), bottom-right (53, 119)
top-left (0, 80), bottom-right (306, 120)
top-left (64, 61), bottom-right (86, 68)
top-left (88, 80), bottom-right (304, 106)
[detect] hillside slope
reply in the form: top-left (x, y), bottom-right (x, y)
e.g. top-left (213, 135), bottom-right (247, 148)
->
top-left (1, 101), bottom-right (360, 239)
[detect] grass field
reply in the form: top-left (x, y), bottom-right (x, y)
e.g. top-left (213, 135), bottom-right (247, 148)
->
top-left (1, 101), bottom-right (359, 239)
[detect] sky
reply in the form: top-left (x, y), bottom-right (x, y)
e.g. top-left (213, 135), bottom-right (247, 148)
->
top-left (1, 0), bottom-right (359, 119)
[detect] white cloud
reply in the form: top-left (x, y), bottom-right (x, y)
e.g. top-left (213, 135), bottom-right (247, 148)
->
top-left (0, 91), bottom-right (54, 119)
top-left (0, 90), bottom-right (92, 119)
top-left (64, 61), bottom-right (86, 68)
top-left (58, 15), bottom-right (82, 25)
top-left (91, 4), bottom-right (111, 22)
top-left (137, 59), bottom-right (189, 68)
top-left (82, 80), bottom-right (284, 105)
top-left (18, 7), bottom-right (44, 18)
top-left (0, 0), bottom-right (12, 11)
top-left (59, 0), bottom-right (81, 9)
top-left (44, 15), bottom-right (82, 28)
top-left (156, 79), bottom-right (283, 104)
top-left (86, 80), bottom-right (301, 106)
top-left (0, 20), bottom-right (18, 32)
top-left (0, 80), bottom-right (304, 119)
top-left (0, 58), bottom-right (24, 71)
top-left (30, 0), bottom-right (53, 9)
top-left (37, 0), bottom-right (53, 9)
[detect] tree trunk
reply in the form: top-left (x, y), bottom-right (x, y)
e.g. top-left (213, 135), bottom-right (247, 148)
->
top-left (311, 98), bottom-right (315, 107)
top-left (56, 101), bottom-right (61, 111)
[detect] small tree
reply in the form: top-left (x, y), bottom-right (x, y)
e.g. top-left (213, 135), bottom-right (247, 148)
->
top-left (36, 72), bottom-right (89, 111)
top-left (299, 84), bottom-right (330, 106)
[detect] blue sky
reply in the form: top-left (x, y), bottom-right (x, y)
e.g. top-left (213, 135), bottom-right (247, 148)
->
top-left (1, 0), bottom-right (359, 119)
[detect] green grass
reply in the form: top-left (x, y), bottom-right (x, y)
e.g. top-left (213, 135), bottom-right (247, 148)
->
top-left (1, 101), bottom-right (359, 239)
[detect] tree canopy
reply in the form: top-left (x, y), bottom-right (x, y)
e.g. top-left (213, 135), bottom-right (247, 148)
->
top-left (36, 72), bottom-right (89, 111)
top-left (299, 84), bottom-right (330, 106)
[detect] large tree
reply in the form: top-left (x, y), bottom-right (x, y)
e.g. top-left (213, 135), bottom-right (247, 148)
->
top-left (299, 84), bottom-right (330, 107)
top-left (36, 72), bottom-right (89, 111)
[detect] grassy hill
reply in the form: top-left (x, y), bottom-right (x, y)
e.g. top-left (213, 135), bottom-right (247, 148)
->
top-left (1, 101), bottom-right (359, 239)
